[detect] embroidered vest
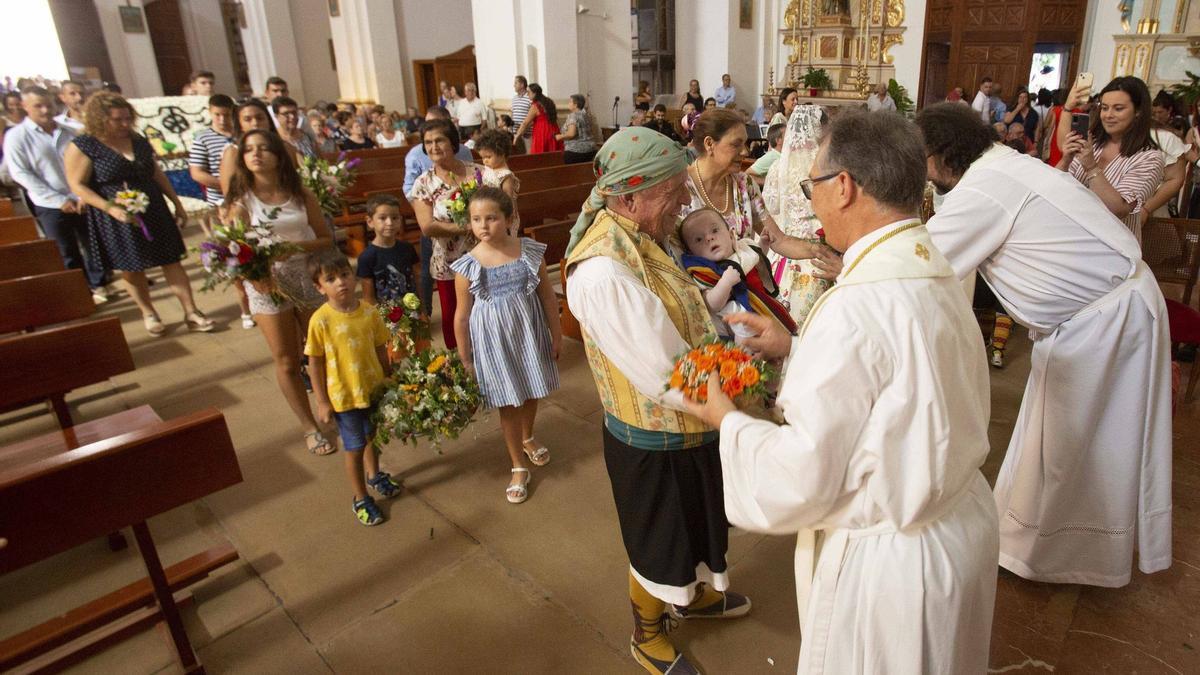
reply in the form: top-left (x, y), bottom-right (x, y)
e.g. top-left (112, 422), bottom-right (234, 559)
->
top-left (566, 209), bottom-right (714, 437)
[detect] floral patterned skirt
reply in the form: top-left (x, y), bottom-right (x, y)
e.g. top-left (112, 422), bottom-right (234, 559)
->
top-left (769, 243), bottom-right (833, 327)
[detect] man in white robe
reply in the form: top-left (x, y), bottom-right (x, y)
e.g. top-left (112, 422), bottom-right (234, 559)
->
top-left (686, 110), bottom-right (999, 674)
top-left (917, 103), bottom-right (1173, 587)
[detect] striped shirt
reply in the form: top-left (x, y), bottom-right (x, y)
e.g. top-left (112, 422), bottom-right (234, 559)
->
top-left (511, 93), bottom-right (532, 133)
top-left (188, 128), bottom-right (236, 205)
top-left (1069, 144), bottom-right (1164, 243)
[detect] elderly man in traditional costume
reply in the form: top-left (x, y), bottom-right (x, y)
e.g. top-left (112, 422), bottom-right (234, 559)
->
top-left (564, 127), bottom-right (751, 675)
top-left (686, 110), bottom-right (999, 673)
top-left (917, 102), bottom-right (1172, 587)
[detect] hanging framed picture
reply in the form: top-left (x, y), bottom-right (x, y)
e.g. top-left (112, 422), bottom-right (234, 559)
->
top-left (119, 6), bottom-right (146, 33)
top-left (739, 0), bottom-right (753, 29)
top-left (328, 0), bottom-right (340, 17)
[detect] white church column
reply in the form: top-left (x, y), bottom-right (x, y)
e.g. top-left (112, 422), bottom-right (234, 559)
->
top-left (677, 0), bottom-right (732, 104)
top-left (328, 0), bottom-right (407, 109)
top-left (238, 0), bottom-right (306, 101)
top-left (92, 0), bottom-right (163, 97)
top-left (574, 0), bottom-right (633, 126)
top-left (472, 0), bottom-right (579, 112)
top-left (178, 0), bottom-right (238, 95)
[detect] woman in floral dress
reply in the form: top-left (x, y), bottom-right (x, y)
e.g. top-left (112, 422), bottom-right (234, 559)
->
top-left (677, 108), bottom-right (840, 324)
top-left (408, 119), bottom-right (485, 349)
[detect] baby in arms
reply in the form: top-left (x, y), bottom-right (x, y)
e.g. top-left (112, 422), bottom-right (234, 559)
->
top-left (678, 208), bottom-right (797, 342)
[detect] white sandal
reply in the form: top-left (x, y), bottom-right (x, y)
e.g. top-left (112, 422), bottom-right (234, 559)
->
top-left (506, 468), bottom-right (530, 504)
top-left (522, 438), bottom-right (550, 466)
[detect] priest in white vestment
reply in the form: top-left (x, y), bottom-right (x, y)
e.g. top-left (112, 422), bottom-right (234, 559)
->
top-left (917, 103), bottom-right (1172, 587)
top-left (686, 110), bottom-right (999, 674)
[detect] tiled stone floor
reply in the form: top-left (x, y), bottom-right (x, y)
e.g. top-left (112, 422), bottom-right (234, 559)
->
top-left (1, 231), bottom-right (1197, 673)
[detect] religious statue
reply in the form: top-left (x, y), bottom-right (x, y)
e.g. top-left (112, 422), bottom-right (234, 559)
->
top-left (821, 0), bottom-right (851, 16)
top-left (1118, 0), bottom-right (1134, 31)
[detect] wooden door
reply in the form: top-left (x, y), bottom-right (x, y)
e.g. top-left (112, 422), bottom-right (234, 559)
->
top-left (219, 1), bottom-right (253, 95)
top-left (144, 0), bottom-right (193, 96)
top-left (922, 43), bottom-right (951, 107)
top-left (413, 61), bottom-right (436, 113)
top-left (920, 0), bottom-right (1087, 110)
top-left (432, 45), bottom-right (478, 101)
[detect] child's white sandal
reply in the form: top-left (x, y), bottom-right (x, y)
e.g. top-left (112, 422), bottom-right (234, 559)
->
top-left (506, 468), bottom-right (530, 504)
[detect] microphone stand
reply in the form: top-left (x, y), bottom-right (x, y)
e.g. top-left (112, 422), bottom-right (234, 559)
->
top-left (612, 98), bottom-right (620, 130)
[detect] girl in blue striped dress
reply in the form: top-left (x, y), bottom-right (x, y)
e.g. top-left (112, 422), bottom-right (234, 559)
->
top-left (451, 187), bottom-right (562, 504)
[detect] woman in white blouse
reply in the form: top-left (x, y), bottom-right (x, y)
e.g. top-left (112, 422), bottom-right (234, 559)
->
top-left (375, 114), bottom-right (406, 148)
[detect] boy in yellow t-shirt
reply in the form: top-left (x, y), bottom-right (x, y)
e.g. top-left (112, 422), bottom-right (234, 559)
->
top-left (304, 249), bottom-right (399, 526)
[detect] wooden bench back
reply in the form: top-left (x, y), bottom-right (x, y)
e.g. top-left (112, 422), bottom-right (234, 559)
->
top-left (345, 169), bottom-right (409, 198)
top-left (0, 199), bottom-right (13, 217)
top-left (323, 145), bottom-right (411, 163)
top-left (516, 162), bottom-right (594, 193)
top-left (0, 407), bottom-right (241, 574)
top-left (527, 219), bottom-right (573, 266)
top-left (1142, 217), bottom-right (1200, 305)
top-left (0, 240), bottom-right (64, 281)
top-left (519, 183), bottom-right (593, 226)
top-left (350, 152), bottom-right (412, 174)
top-left (508, 152), bottom-right (565, 172)
top-left (0, 269), bottom-right (94, 334)
top-left (0, 216), bottom-right (39, 245)
top-left (0, 316), bottom-right (135, 414)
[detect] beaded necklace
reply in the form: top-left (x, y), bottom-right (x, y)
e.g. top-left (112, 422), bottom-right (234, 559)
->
top-left (692, 161), bottom-right (731, 213)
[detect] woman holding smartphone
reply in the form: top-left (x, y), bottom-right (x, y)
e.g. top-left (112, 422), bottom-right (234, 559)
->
top-left (1057, 75), bottom-right (1164, 243)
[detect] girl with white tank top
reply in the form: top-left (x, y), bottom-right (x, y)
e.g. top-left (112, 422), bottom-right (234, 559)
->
top-left (240, 191), bottom-right (324, 314)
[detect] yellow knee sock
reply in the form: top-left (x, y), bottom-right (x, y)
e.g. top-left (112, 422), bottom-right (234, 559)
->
top-left (686, 582), bottom-right (724, 610)
top-left (993, 313), bottom-right (1012, 353)
top-left (629, 572), bottom-right (677, 665)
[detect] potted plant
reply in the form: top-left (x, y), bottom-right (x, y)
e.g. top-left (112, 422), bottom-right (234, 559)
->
top-left (1170, 70), bottom-right (1200, 121)
top-left (887, 78), bottom-right (915, 116)
top-left (801, 68), bottom-right (834, 96)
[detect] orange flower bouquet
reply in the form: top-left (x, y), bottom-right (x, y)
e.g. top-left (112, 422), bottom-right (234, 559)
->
top-left (667, 337), bottom-right (773, 403)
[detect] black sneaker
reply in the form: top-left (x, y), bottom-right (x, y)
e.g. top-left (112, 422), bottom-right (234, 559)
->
top-left (352, 496), bottom-right (384, 526)
top-left (368, 471), bottom-right (402, 499)
top-left (630, 639), bottom-right (699, 674)
top-left (670, 589), bottom-right (751, 620)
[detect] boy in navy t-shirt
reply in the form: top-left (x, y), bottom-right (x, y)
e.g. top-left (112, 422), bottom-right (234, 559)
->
top-left (357, 194), bottom-right (419, 305)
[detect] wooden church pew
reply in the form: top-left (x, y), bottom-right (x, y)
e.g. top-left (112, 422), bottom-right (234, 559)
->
top-left (0, 269), bottom-right (94, 334)
top-left (0, 316), bottom-right (135, 429)
top-left (0, 216), bottom-right (39, 246)
top-left (0, 406), bottom-right (242, 673)
top-left (0, 239), bottom-right (64, 281)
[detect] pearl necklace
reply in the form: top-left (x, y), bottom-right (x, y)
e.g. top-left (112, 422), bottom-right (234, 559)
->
top-left (693, 161), bottom-right (731, 213)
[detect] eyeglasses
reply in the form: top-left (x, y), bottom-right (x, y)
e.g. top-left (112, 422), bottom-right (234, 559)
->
top-left (800, 171), bottom-right (844, 200)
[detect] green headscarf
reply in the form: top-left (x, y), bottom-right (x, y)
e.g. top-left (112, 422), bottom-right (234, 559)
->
top-left (565, 127), bottom-right (690, 255)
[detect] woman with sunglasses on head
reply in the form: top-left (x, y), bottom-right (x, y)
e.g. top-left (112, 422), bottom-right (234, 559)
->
top-left (64, 91), bottom-right (213, 336)
top-left (223, 129), bottom-right (337, 456)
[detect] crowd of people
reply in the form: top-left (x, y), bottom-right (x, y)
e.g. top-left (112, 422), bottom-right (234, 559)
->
top-left (3, 61), bottom-right (1198, 674)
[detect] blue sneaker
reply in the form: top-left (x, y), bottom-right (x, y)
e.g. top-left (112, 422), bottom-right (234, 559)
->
top-left (352, 496), bottom-right (384, 526)
top-left (368, 471), bottom-right (402, 499)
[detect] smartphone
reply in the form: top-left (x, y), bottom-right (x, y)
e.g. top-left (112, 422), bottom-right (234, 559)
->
top-left (1070, 112), bottom-right (1091, 138)
top-left (1075, 72), bottom-right (1094, 91)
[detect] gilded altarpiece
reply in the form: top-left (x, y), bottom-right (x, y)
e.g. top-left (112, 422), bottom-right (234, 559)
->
top-left (775, 0), bottom-right (908, 100)
top-left (1111, 0), bottom-right (1200, 93)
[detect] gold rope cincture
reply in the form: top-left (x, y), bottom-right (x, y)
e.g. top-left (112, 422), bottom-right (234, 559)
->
top-left (796, 220), bottom-right (922, 341)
